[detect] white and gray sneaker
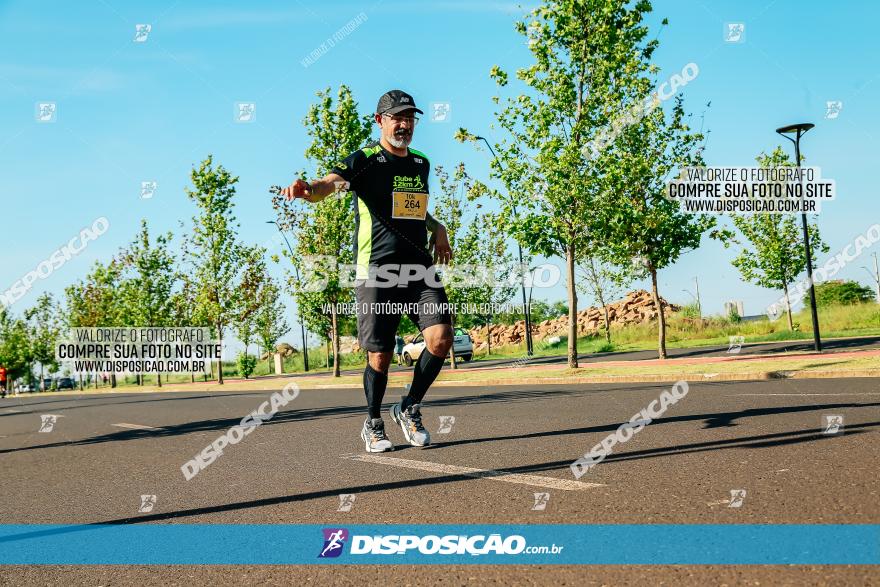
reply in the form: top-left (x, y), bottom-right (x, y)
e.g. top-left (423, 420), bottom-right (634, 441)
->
top-left (390, 397), bottom-right (431, 447)
top-left (361, 417), bottom-right (394, 453)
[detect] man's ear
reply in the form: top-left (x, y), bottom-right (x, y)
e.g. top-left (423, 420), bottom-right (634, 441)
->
top-left (374, 113), bottom-right (383, 125)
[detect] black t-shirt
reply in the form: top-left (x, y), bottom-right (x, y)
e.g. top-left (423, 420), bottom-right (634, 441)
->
top-left (330, 141), bottom-right (432, 268)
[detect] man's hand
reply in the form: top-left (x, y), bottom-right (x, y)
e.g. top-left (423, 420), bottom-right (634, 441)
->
top-left (280, 179), bottom-right (311, 202)
top-left (430, 223), bottom-right (453, 265)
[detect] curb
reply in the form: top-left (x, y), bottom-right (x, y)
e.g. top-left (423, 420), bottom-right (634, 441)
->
top-left (22, 367), bottom-right (878, 396)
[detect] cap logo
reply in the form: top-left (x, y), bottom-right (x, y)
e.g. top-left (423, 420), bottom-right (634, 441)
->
top-left (400, 97), bottom-right (410, 103)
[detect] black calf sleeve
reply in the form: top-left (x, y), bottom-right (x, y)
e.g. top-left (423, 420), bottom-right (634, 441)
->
top-left (405, 348), bottom-right (446, 407)
top-left (363, 364), bottom-right (388, 419)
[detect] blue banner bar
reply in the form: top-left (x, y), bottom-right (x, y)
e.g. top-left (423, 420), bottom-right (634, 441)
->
top-left (0, 525), bottom-right (876, 565)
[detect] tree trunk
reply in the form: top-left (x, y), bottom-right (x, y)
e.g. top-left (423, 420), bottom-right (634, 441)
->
top-left (94, 372), bottom-right (98, 389)
top-left (217, 323), bottom-right (224, 384)
top-left (110, 373), bottom-right (116, 388)
top-left (783, 281), bottom-right (794, 331)
top-left (650, 267), bottom-right (667, 359)
top-left (331, 309), bottom-right (341, 377)
top-left (157, 371), bottom-right (162, 388)
top-left (566, 243), bottom-right (579, 368)
top-left (325, 338), bottom-right (330, 369)
top-left (487, 320), bottom-right (492, 356)
top-left (602, 305), bottom-right (611, 345)
top-left (78, 373), bottom-right (83, 391)
top-left (449, 314), bottom-right (457, 370)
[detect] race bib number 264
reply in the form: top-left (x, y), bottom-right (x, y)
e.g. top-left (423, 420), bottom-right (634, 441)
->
top-left (392, 191), bottom-right (427, 220)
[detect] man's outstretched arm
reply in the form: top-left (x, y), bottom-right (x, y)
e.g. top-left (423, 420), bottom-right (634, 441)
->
top-left (279, 174), bottom-right (347, 203)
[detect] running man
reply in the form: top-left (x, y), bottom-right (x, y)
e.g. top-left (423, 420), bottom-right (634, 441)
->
top-left (280, 89), bottom-right (453, 452)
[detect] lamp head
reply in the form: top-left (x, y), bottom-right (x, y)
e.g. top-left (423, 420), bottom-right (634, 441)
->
top-left (776, 123), bottom-right (814, 135)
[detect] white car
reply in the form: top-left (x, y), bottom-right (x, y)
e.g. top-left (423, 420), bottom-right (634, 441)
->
top-left (401, 328), bottom-right (473, 366)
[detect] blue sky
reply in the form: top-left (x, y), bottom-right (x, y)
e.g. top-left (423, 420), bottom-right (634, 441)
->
top-left (1, 0), bottom-right (878, 350)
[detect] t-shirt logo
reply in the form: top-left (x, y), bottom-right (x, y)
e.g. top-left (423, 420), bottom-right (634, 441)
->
top-left (392, 175), bottom-right (425, 191)
top-left (377, 154), bottom-right (386, 163)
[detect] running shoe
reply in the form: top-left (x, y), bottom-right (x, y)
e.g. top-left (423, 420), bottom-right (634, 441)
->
top-left (361, 417), bottom-right (394, 453)
top-left (390, 397), bottom-right (430, 447)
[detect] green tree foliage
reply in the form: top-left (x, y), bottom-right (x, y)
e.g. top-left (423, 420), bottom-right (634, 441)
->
top-left (254, 276), bottom-right (290, 371)
top-left (236, 351), bottom-right (257, 379)
top-left (0, 307), bottom-right (33, 385)
top-left (235, 245), bottom-right (269, 355)
top-left (458, 0), bottom-right (660, 367)
top-left (432, 164), bottom-right (516, 362)
top-left (726, 147), bottom-right (828, 330)
top-left (24, 293), bottom-right (63, 389)
top-left (119, 220), bottom-right (177, 386)
top-left (807, 280), bottom-right (875, 307)
top-left (185, 155), bottom-right (244, 384)
top-left (271, 85), bottom-right (370, 377)
top-left (595, 95), bottom-right (712, 360)
top-left (64, 260), bottom-right (125, 387)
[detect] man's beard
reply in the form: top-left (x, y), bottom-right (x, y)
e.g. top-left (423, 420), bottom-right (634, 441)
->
top-left (388, 131), bottom-right (412, 149)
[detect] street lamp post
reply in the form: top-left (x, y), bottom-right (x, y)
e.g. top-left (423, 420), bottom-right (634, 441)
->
top-left (266, 221), bottom-right (310, 371)
top-left (776, 123), bottom-right (821, 352)
top-left (863, 253), bottom-right (880, 303)
top-left (475, 136), bottom-right (534, 356)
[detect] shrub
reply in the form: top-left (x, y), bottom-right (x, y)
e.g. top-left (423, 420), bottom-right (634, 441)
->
top-left (236, 353), bottom-right (257, 379)
top-left (805, 280), bottom-right (875, 307)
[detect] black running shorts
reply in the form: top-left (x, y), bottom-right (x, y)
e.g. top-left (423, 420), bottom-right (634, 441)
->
top-left (355, 267), bottom-right (452, 353)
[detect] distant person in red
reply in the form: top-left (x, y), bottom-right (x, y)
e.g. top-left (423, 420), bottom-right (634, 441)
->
top-left (0, 366), bottom-right (7, 398)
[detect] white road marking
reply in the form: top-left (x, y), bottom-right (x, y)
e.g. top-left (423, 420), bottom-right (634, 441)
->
top-left (342, 454), bottom-right (603, 491)
top-left (2, 409), bottom-right (23, 413)
top-left (619, 419), bottom-right (651, 429)
top-left (112, 423), bottom-right (158, 430)
top-left (706, 499), bottom-right (730, 506)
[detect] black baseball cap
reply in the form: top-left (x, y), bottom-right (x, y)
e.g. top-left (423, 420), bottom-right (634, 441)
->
top-left (376, 89), bottom-right (423, 115)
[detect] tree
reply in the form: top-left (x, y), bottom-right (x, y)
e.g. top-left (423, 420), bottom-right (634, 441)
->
top-left (236, 352), bottom-right (257, 379)
top-left (432, 164), bottom-right (469, 366)
top-left (457, 0), bottom-right (659, 367)
top-left (119, 220), bottom-right (177, 386)
top-left (174, 236), bottom-right (209, 382)
top-left (725, 147), bottom-right (828, 330)
top-left (577, 256), bottom-right (635, 345)
top-left (24, 293), bottom-right (63, 390)
top-left (808, 280), bottom-right (875, 307)
top-left (0, 307), bottom-right (33, 387)
top-left (595, 92), bottom-right (713, 359)
top-left (255, 277), bottom-right (290, 373)
top-left (271, 85), bottom-right (370, 377)
top-left (64, 280), bottom-right (92, 389)
top-left (235, 245), bottom-right (268, 357)
top-left (66, 260), bottom-right (125, 387)
top-left (186, 155), bottom-right (244, 384)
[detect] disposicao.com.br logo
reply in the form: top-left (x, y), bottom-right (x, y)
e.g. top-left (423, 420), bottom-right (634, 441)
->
top-left (319, 529), bottom-right (563, 557)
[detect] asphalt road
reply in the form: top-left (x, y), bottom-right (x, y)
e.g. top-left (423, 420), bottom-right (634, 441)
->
top-left (323, 334), bottom-right (880, 377)
top-left (1, 376), bottom-right (878, 584)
